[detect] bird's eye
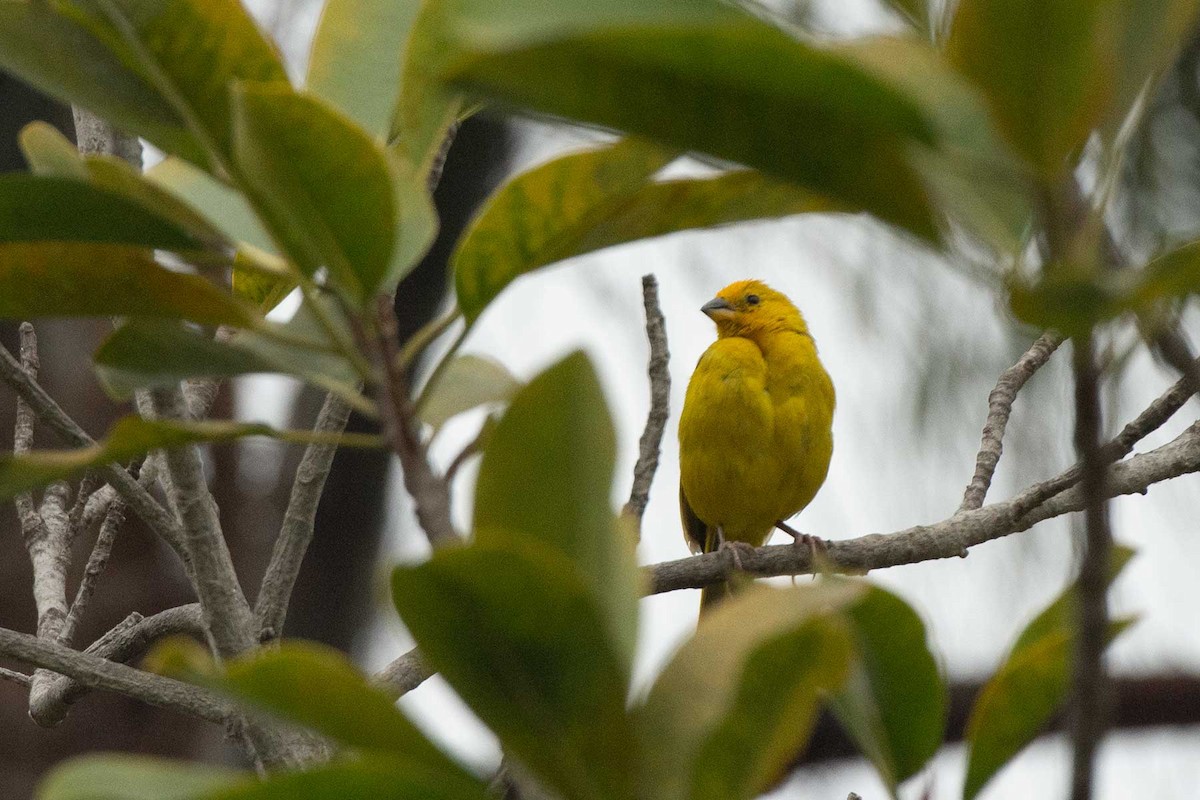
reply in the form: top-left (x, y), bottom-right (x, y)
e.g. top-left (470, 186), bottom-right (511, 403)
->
top-left (746, 294), bottom-right (760, 306)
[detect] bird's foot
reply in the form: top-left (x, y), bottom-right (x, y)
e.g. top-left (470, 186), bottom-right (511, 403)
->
top-left (714, 528), bottom-right (756, 573)
top-left (775, 520), bottom-right (827, 565)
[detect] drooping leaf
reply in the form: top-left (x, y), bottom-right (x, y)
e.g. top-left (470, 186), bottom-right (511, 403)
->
top-left (216, 643), bottom-right (478, 789)
top-left (947, 0), bottom-right (1117, 179)
top-left (419, 354), bottom-right (521, 432)
top-left (637, 582), bottom-right (863, 800)
top-left (962, 546), bottom-right (1137, 800)
top-left (389, 0), bottom-right (465, 181)
top-left (68, 0), bottom-right (289, 167)
top-left (0, 415), bottom-right (382, 502)
top-left (37, 755), bottom-right (240, 800)
top-left (0, 242), bottom-right (254, 326)
top-left (454, 138), bottom-right (672, 323)
top-left (0, 174), bottom-right (205, 251)
top-left (94, 319), bottom-right (368, 414)
top-left (205, 758), bottom-right (490, 800)
top-left (827, 584), bottom-right (946, 791)
top-left (0, 0), bottom-right (202, 163)
top-left (307, 0), bottom-right (422, 138)
top-left (392, 540), bottom-right (638, 800)
top-left (231, 84), bottom-right (398, 306)
top-left (472, 352), bottom-right (641, 665)
top-left (436, 0), bottom-right (942, 240)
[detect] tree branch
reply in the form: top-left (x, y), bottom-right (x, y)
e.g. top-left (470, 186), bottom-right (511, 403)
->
top-left (372, 647), bottom-right (434, 700)
top-left (621, 274), bottom-right (671, 534)
top-left (959, 332), bottom-right (1063, 512)
top-left (255, 392), bottom-right (352, 639)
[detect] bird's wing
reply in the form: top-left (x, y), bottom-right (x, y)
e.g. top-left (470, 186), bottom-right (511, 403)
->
top-left (679, 483), bottom-right (709, 555)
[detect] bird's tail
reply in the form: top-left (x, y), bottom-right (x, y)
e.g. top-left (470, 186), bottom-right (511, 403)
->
top-left (699, 526), bottom-right (733, 614)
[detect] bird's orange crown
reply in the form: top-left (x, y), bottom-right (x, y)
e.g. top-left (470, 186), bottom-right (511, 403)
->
top-left (701, 279), bottom-right (809, 339)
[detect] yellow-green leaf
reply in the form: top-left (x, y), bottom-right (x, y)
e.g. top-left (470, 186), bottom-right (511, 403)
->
top-left (38, 755), bottom-right (240, 800)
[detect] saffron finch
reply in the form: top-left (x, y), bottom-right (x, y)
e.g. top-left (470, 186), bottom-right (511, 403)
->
top-left (678, 280), bottom-right (835, 610)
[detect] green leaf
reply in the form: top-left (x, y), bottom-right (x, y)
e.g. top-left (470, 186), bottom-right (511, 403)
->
top-left (69, 0), bottom-right (288, 167)
top-left (0, 1), bottom-right (202, 164)
top-left (94, 319), bottom-right (368, 414)
top-left (205, 758), bottom-right (490, 800)
top-left (454, 138), bottom-right (672, 324)
top-left (307, 0), bottom-right (421, 139)
top-left (0, 174), bottom-right (205, 251)
top-left (231, 84), bottom-right (400, 306)
top-left (18, 122), bottom-right (88, 179)
top-left (436, 0), bottom-right (941, 240)
top-left (420, 354), bottom-right (521, 432)
top-left (637, 582), bottom-right (862, 800)
top-left (1108, 1), bottom-right (1200, 135)
top-left (391, 540), bottom-right (638, 800)
top-left (218, 644), bottom-right (478, 788)
top-left (146, 157), bottom-right (275, 253)
top-left (37, 754), bottom-right (241, 800)
top-left (962, 546), bottom-right (1137, 800)
top-left (389, 0), bottom-right (465, 180)
top-left (827, 584), bottom-right (946, 791)
top-left (0, 415), bottom-right (381, 502)
top-left (947, 0), bottom-right (1117, 179)
top-left (881, 0), bottom-right (929, 33)
top-left (0, 242), bottom-right (254, 326)
top-left (473, 351), bottom-right (641, 665)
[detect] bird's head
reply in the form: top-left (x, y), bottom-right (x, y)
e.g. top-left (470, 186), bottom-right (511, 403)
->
top-left (701, 280), bottom-right (808, 339)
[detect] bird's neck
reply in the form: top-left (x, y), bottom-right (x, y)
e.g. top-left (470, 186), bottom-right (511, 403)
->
top-left (719, 316), bottom-right (811, 353)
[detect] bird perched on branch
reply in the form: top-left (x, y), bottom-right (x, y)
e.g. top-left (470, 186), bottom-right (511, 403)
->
top-left (678, 280), bottom-right (835, 611)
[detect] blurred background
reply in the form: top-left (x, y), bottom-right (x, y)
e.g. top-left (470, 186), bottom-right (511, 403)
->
top-left (1, 0), bottom-right (1200, 797)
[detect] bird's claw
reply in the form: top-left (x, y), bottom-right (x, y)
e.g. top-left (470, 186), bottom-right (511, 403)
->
top-left (775, 520), bottom-right (827, 566)
top-left (714, 528), bottom-right (756, 573)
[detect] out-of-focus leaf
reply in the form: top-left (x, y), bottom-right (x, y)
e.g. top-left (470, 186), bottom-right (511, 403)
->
top-left (69, 0), bottom-right (288, 167)
top-left (38, 755), bottom-right (241, 800)
top-left (147, 157), bottom-right (274, 252)
top-left (389, 0), bottom-right (464, 180)
top-left (0, 1), bottom-right (202, 164)
top-left (383, 155), bottom-right (439, 291)
top-left (0, 415), bottom-right (382, 501)
top-left (454, 139), bottom-right (672, 324)
top-left (231, 248), bottom-right (296, 313)
top-left (1108, 1), bottom-right (1200, 135)
top-left (231, 84), bottom-right (397, 306)
top-left (962, 546), bottom-right (1137, 800)
top-left (94, 319), bottom-right (367, 413)
top-left (0, 242), bottom-right (254, 325)
top-left (827, 584), bottom-right (946, 791)
top-left (420, 354), bottom-right (521, 432)
top-left (637, 582), bottom-right (862, 800)
top-left (205, 758), bottom-right (490, 800)
top-left (882, 0), bottom-right (929, 32)
top-left (18, 122), bottom-right (88, 179)
top-left (307, 0), bottom-right (421, 139)
top-left (216, 644), bottom-right (478, 789)
top-left (947, 0), bottom-right (1116, 179)
top-left (436, 0), bottom-right (941, 240)
top-left (392, 540), bottom-right (637, 800)
top-left (473, 352), bottom-right (640, 665)
top-left (0, 174), bottom-right (204, 250)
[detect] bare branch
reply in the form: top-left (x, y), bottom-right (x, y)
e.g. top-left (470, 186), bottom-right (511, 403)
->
top-left (375, 296), bottom-right (459, 548)
top-left (1068, 335), bottom-right (1113, 800)
top-left (0, 667), bottom-right (30, 687)
top-left (58, 495), bottom-right (128, 648)
top-left (444, 422), bottom-right (488, 485)
top-left (0, 622), bottom-right (233, 725)
top-left (71, 107), bottom-right (142, 165)
top-left (372, 648), bottom-right (434, 700)
top-left (12, 322), bottom-right (43, 539)
top-left (959, 332), bottom-right (1063, 512)
top-left (255, 392), bottom-right (352, 639)
top-left (0, 341), bottom-right (189, 557)
top-left (647, 421), bottom-right (1200, 594)
top-left (32, 605), bottom-right (204, 727)
top-left (622, 274), bottom-right (671, 533)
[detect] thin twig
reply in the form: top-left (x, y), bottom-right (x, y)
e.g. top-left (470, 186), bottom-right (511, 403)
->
top-left (12, 322), bottom-right (44, 540)
top-left (647, 420), bottom-right (1200, 594)
top-left (1069, 336), bottom-right (1113, 800)
top-left (64, 471), bottom-right (100, 548)
top-left (444, 422), bottom-right (489, 484)
top-left (255, 392), bottom-right (352, 640)
top-left (621, 274), bottom-right (671, 534)
top-left (375, 296), bottom-right (459, 548)
top-left (58, 495), bottom-right (128, 648)
top-left (959, 332), bottom-right (1063, 512)
top-left (0, 667), bottom-right (30, 687)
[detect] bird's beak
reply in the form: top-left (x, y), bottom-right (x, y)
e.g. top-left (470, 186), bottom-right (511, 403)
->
top-left (701, 296), bottom-right (735, 321)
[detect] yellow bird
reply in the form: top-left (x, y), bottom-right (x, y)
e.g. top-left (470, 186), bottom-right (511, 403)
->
top-left (678, 280), bottom-right (835, 610)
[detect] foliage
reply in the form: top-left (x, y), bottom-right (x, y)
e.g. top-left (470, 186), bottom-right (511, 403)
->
top-left (0, 0), bottom-right (1183, 796)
